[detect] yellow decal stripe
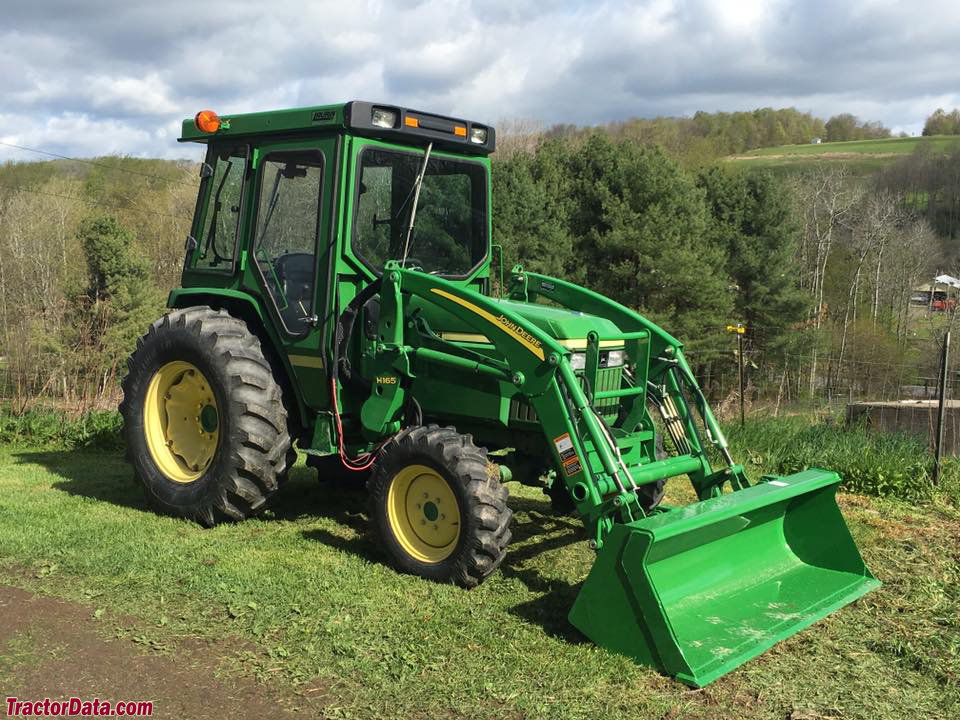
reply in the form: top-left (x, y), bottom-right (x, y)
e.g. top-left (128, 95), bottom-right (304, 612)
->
top-left (439, 332), bottom-right (491, 344)
top-left (438, 333), bottom-right (623, 350)
top-left (431, 289), bottom-right (545, 361)
top-left (289, 354), bottom-right (325, 369)
top-left (557, 338), bottom-right (625, 350)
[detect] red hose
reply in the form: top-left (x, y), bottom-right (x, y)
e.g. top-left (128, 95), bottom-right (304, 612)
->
top-left (330, 379), bottom-right (380, 471)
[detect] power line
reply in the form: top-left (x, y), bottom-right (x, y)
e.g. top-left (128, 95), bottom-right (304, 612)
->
top-left (0, 183), bottom-right (193, 222)
top-left (0, 140), bottom-right (199, 188)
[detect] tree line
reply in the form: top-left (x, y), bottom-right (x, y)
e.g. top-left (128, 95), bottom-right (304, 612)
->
top-left (1, 117), bottom-right (958, 412)
top-left (498, 107), bottom-right (896, 167)
top-left (923, 108), bottom-right (960, 136)
top-left (493, 129), bottom-right (956, 406)
top-left (0, 158), bottom-right (195, 409)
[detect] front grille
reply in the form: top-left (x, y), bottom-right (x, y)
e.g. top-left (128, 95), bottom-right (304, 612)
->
top-left (509, 366), bottom-right (623, 423)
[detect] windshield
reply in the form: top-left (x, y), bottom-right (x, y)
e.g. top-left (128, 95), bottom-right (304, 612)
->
top-left (194, 144), bottom-right (247, 271)
top-left (352, 147), bottom-right (487, 276)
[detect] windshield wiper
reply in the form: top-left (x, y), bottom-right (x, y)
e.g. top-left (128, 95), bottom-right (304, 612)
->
top-left (400, 142), bottom-right (432, 266)
top-left (203, 159), bottom-right (235, 263)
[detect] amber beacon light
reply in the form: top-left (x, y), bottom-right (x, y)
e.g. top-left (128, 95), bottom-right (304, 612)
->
top-left (194, 110), bottom-right (222, 133)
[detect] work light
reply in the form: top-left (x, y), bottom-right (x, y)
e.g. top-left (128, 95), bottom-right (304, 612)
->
top-left (371, 107), bottom-right (398, 129)
top-left (470, 126), bottom-right (487, 144)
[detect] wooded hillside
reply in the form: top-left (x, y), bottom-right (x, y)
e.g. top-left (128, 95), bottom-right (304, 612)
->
top-left (1, 111), bottom-right (957, 411)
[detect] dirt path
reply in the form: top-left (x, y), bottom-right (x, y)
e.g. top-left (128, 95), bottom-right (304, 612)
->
top-left (0, 586), bottom-right (325, 719)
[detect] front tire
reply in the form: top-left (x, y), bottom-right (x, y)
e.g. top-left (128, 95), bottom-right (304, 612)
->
top-left (120, 306), bottom-right (291, 526)
top-left (368, 425), bottom-right (512, 588)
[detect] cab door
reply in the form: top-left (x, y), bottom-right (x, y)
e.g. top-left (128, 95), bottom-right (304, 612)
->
top-left (245, 135), bottom-right (340, 409)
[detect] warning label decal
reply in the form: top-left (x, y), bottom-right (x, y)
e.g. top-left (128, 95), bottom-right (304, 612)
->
top-left (553, 433), bottom-right (576, 462)
top-left (553, 433), bottom-right (583, 476)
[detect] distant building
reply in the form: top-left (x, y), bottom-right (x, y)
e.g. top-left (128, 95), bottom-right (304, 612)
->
top-left (811, 137), bottom-right (822, 144)
top-left (912, 278), bottom-right (959, 312)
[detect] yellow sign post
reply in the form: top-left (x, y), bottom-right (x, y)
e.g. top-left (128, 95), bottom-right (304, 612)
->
top-left (725, 323), bottom-right (746, 426)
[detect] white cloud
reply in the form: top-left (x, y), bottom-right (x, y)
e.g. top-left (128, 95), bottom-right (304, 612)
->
top-left (2, 0), bottom-right (960, 159)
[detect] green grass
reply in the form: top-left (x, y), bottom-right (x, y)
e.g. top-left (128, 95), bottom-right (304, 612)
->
top-left (0, 407), bottom-right (122, 449)
top-left (0, 439), bottom-right (958, 719)
top-left (740, 135), bottom-right (960, 158)
top-left (726, 135), bottom-right (960, 177)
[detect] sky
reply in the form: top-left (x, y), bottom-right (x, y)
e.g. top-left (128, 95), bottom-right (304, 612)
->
top-left (2, 0), bottom-right (959, 162)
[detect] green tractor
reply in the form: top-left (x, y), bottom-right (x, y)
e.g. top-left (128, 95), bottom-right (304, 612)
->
top-left (120, 101), bottom-right (878, 686)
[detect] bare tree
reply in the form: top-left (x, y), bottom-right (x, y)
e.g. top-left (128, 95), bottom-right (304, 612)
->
top-left (494, 117), bottom-right (544, 159)
top-left (791, 163), bottom-right (860, 395)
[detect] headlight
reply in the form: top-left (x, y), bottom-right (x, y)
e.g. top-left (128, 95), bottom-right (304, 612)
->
top-left (569, 352), bottom-right (586, 371)
top-left (470, 126), bottom-right (488, 144)
top-left (605, 349), bottom-right (625, 367)
top-left (371, 107), bottom-right (397, 129)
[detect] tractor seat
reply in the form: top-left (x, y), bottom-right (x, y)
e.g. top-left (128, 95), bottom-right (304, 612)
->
top-left (274, 252), bottom-right (315, 326)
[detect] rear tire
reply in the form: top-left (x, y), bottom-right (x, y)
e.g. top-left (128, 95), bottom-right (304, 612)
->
top-left (120, 306), bottom-right (291, 526)
top-left (368, 425), bottom-right (512, 588)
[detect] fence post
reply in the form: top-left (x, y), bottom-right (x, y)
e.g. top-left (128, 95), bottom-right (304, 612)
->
top-left (933, 329), bottom-right (951, 486)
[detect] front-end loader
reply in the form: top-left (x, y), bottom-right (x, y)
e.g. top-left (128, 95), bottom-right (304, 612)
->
top-left (120, 101), bottom-right (879, 686)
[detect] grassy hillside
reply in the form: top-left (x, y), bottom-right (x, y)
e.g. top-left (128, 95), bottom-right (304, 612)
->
top-left (727, 135), bottom-right (960, 176)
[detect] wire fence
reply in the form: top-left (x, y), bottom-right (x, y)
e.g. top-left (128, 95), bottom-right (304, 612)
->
top-left (703, 334), bottom-right (960, 459)
top-left (0, 361), bottom-right (122, 416)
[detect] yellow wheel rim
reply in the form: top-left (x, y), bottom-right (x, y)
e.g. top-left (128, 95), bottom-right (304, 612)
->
top-left (143, 361), bottom-right (220, 484)
top-left (387, 464), bottom-right (461, 563)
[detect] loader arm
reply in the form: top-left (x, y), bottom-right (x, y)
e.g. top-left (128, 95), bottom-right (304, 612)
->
top-left (361, 263), bottom-right (664, 547)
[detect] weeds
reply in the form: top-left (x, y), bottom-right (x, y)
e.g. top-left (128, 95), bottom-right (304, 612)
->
top-left (726, 416), bottom-right (959, 503)
top-left (0, 408), bottom-right (123, 450)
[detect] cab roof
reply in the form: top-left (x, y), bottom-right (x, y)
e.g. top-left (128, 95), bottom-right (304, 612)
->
top-left (178, 100), bottom-right (495, 155)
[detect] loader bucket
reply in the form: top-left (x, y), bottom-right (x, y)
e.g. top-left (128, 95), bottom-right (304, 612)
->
top-left (568, 469), bottom-right (879, 687)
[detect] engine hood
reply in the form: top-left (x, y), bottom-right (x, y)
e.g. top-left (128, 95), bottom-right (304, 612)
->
top-left (409, 296), bottom-right (624, 349)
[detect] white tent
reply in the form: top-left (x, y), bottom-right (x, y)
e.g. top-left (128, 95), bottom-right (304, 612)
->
top-left (933, 274), bottom-right (960, 289)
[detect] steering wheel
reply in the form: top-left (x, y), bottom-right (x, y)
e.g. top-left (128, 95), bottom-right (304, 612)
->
top-left (397, 257), bottom-right (425, 271)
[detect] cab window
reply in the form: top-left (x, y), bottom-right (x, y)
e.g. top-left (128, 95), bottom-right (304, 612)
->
top-left (253, 151), bottom-right (324, 333)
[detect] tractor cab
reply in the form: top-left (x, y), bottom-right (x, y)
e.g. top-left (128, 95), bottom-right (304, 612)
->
top-left (175, 102), bottom-right (503, 411)
top-left (174, 101), bottom-right (625, 432)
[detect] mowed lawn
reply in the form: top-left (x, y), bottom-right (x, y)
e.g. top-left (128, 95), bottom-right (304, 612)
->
top-left (0, 444), bottom-right (958, 720)
top-left (740, 135), bottom-right (960, 158)
top-left (727, 135), bottom-right (960, 177)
